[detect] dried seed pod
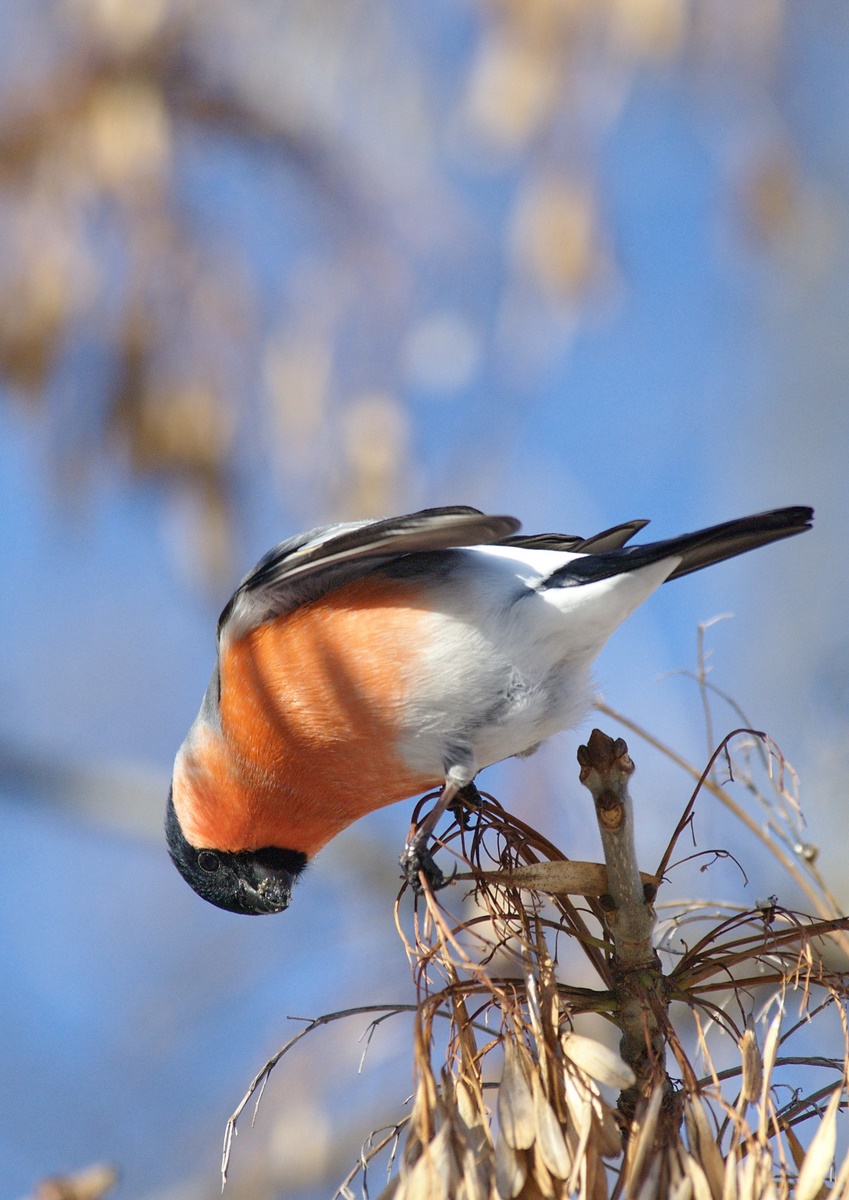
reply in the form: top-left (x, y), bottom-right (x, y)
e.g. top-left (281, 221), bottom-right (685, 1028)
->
top-left (560, 1058), bottom-right (621, 1162)
top-left (584, 1137), bottom-right (609, 1200)
top-left (403, 1124), bottom-right (458, 1200)
top-left (631, 1151), bottom-right (662, 1200)
top-left (451, 1077), bottom-right (495, 1200)
top-left (721, 1138), bottom-right (739, 1200)
top-left (595, 1102), bottom-right (624, 1161)
top-left (739, 1022), bottom-right (763, 1106)
top-left (455, 1078), bottom-right (492, 1154)
top-left (684, 1154), bottom-right (715, 1200)
top-left (683, 1095), bottom-right (724, 1200)
top-left (562, 1073), bottom-right (595, 1195)
top-left (795, 1086), bottom-right (841, 1200)
top-left (757, 1012), bottom-right (782, 1140)
top-left (529, 1143), bottom-right (556, 1199)
top-left (497, 1039), bottom-right (536, 1150)
top-left (460, 1143), bottom-right (492, 1200)
top-left (624, 1086), bottom-right (664, 1193)
top-left (495, 1133), bottom-right (527, 1199)
top-left (562, 1032), bottom-right (635, 1090)
top-left (532, 1077), bottom-right (571, 1179)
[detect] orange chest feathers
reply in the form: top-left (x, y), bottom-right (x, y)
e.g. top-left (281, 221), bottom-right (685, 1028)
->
top-left (208, 575), bottom-right (442, 852)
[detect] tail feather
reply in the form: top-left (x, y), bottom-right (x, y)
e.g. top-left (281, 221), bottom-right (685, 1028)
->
top-left (540, 506), bottom-right (814, 590)
top-left (501, 519), bottom-right (649, 554)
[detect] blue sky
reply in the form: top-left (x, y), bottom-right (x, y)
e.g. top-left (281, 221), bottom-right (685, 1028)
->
top-left (2, 4), bottom-right (848, 1197)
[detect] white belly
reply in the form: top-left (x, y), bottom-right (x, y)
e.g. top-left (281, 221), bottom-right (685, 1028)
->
top-left (395, 544), bottom-right (678, 780)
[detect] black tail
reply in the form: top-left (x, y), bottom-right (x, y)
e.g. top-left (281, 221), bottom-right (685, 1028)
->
top-left (540, 506), bottom-right (814, 589)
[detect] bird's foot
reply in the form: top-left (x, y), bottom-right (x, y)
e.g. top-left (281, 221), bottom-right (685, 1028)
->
top-left (448, 781), bottom-right (482, 830)
top-left (399, 837), bottom-right (455, 894)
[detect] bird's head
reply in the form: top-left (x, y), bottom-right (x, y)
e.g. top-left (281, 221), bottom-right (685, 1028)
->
top-left (164, 753), bottom-right (306, 912)
top-left (165, 783), bottom-right (307, 915)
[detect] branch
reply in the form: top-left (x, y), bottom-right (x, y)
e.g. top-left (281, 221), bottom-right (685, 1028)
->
top-left (577, 728), bottom-right (673, 1124)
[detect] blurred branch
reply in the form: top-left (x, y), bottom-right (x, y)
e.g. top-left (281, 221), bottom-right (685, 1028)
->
top-left (0, 737), bottom-right (167, 838)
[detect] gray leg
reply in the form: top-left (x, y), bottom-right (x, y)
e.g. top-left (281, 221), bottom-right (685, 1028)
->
top-left (400, 752), bottom-right (476, 891)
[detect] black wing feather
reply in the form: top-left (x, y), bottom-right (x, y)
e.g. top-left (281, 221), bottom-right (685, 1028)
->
top-left (220, 506), bottom-right (521, 636)
top-left (499, 519), bottom-right (649, 554)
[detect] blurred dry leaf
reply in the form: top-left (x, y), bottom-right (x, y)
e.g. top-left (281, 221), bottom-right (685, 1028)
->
top-left (0, 0), bottom-right (821, 588)
top-left (464, 31), bottom-right (562, 151)
top-left (610, 0), bottom-right (686, 60)
top-left (341, 392), bottom-right (410, 518)
top-left (264, 332), bottom-right (332, 452)
top-left (744, 149), bottom-right (803, 246)
top-left (741, 146), bottom-right (841, 282)
top-left (693, 0), bottom-right (784, 71)
top-left (83, 80), bottom-right (171, 192)
top-left (31, 1163), bottom-right (117, 1200)
top-left (67, 0), bottom-right (169, 52)
top-left (511, 176), bottom-right (605, 301)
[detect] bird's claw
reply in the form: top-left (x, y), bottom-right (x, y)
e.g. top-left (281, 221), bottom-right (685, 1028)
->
top-left (400, 840), bottom-right (455, 894)
top-left (448, 781), bottom-right (482, 830)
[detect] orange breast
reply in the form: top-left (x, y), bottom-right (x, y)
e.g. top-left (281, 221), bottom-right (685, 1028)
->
top-left (209, 574), bottom-right (442, 854)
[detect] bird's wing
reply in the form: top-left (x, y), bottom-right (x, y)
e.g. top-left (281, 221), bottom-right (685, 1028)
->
top-left (499, 519), bottom-right (650, 553)
top-left (220, 506), bottom-right (522, 638)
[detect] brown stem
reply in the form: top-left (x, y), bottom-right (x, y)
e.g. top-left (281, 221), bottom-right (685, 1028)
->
top-left (577, 729), bottom-right (674, 1124)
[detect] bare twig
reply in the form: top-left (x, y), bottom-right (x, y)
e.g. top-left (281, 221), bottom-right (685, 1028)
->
top-left (222, 1004), bottom-right (419, 1186)
top-left (577, 729), bottom-right (673, 1125)
top-left (594, 699), bottom-right (849, 954)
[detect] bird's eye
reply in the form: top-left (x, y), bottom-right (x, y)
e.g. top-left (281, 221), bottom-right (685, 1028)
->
top-left (198, 851), bottom-right (221, 873)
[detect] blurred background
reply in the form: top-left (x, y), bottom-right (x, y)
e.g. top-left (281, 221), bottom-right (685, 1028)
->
top-left (1, 0), bottom-right (848, 1197)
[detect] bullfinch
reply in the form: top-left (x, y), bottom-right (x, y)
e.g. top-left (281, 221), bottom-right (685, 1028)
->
top-left (166, 504), bottom-right (813, 914)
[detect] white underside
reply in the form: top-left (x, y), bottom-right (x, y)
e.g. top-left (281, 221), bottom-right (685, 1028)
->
top-left (398, 543), bottom-right (681, 782)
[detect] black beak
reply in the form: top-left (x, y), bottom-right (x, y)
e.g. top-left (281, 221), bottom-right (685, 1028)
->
top-left (241, 861), bottom-right (294, 913)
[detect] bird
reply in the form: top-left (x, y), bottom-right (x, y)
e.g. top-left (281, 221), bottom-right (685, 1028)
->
top-left (166, 504), bottom-right (813, 914)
